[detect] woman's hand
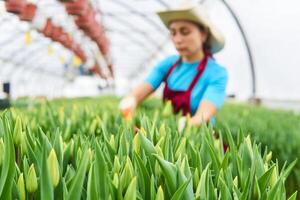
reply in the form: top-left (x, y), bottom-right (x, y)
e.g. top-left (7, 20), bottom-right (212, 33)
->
top-left (177, 115), bottom-right (201, 133)
top-left (119, 96), bottom-right (137, 120)
top-left (178, 100), bottom-right (217, 131)
top-left (119, 82), bottom-right (154, 120)
top-left (188, 116), bottom-right (203, 126)
top-left (178, 116), bottom-right (187, 132)
top-left (191, 100), bottom-right (217, 125)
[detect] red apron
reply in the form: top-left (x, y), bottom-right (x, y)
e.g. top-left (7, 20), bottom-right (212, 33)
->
top-left (163, 54), bottom-right (209, 116)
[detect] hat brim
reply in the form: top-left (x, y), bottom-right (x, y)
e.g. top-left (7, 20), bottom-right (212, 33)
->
top-left (157, 7), bottom-right (225, 53)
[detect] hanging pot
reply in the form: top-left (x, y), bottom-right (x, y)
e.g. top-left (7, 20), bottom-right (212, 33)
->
top-left (60, 34), bottom-right (73, 49)
top-left (90, 64), bottom-right (101, 75)
top-left (84, 22), bottom-right (103, 40)
top-left (51, 27), bottom-right (63, 42)
top-left (65, 0), bottom-right (89, 16)
top-left (96, 35), bottom-right (109, 55)
top-left (19, 3), bottom-right (37, 21)
top-left (107, 63), bottom-right (114, 77)
top-left (74, 8), bottom-right (95, 30)
top-left (5, 0), bottom-right (26, 14)
top-left (73, 46), bottom-right (87, 62)
top-left (41, 19), bottom-right (54, 37)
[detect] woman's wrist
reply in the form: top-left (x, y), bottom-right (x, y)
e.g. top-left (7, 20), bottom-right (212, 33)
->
top-left (189, 116), bottom-right (204, 126)
top-left (119, 95), bottom-right (137, 110)
top-left (119, 95), bottom-right (137, 120)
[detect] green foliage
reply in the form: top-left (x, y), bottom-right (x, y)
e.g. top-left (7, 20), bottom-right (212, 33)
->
top-left (0, 97), bottom-right (297, 199)
top-left (215, 103), bottom-right (300, 195)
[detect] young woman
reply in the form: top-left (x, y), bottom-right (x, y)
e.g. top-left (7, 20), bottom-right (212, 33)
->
top-left (119, 2), bottom-right (228, 126)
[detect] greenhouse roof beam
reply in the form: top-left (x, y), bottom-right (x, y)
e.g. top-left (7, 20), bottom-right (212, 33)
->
top-left (106, 29), bottom-right (152, 53)
top-left (0, 58), bottom-right (64, 80)
top-left (220, 0), bottom-right (256, 99)
top-left (128, 36), bottom-right (170, 78)
top-left (104, 0), bottom-right (165, 33)
top-left (156, 0), bottom-right (170, 8)
top-left (103, 13), bottom-right (162, 50)
top-left (13, 44), bottom-right (45, 66)
top-left (14, 46), bottom-right (47, 67)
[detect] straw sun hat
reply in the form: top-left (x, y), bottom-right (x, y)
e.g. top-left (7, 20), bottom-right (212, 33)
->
top-left (157, 2), bottom-right (225, 53)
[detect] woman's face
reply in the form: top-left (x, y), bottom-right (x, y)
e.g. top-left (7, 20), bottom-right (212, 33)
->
top-left (169, 20), bottom-right (207, 57)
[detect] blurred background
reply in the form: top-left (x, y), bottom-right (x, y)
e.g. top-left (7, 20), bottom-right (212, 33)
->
top-left (1, 0), bottom-right (300, 195)
top-left (1, 0), bottom-right (300, 110)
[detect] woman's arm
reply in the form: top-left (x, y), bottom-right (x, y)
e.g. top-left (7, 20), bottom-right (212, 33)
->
top-left (127, 82), bottom-right (154, 104)
top-left (189, 100), bottom-right (217, 126)
top-left (120, 56), bottom-right (178, 115)
top-left (189, 66), bottom-right (228, 126)
top-left (119, 82), bottom-right (154, 115)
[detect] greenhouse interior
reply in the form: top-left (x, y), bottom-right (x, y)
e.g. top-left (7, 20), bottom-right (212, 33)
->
top-left (0, 0), bottom-right (300, 199)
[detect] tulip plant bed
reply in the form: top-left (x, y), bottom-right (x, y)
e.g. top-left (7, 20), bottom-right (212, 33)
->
top-left (214, 102), bottom-right (300, 195)
top-left (0, 97), bottom-right (298, 199)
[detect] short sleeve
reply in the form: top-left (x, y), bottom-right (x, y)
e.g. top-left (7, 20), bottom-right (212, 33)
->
top-left (145, 55), bottom-right (179, 90)
top-left (201, 67), bottom-right (228, 109)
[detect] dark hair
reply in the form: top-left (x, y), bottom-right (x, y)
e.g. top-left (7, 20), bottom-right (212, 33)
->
top-left (196, 22), bottom-right (211, 53)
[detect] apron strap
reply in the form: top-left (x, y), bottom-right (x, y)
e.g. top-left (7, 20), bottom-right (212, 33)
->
top-left (164, 54), bottom-right (209, 91)
top-left (187, 54), bottom-right (209, 92)
top-left (164, 58), bottom-right (181, 82)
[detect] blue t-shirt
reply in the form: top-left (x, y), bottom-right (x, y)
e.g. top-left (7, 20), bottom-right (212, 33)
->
top-left (145, 55), bottom-right (228, 121)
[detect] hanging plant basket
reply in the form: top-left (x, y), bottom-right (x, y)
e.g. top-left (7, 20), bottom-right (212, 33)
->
top-left (60, 33), bottom-right (73, 49)
top-left (5, 0), bottom-right (26, 14)
top-left (74, 9), bottom-right (95, 30)
top-left (84, 22), bottom-right (103, 40)
top-left (51, 27), bottom-right (63, 42)
top-left (41, 19), bottom-right (54, 37)
top-left (19, 4), bottom-right (37, 21)
top-left (65, 0), bottom-right (89, 16)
